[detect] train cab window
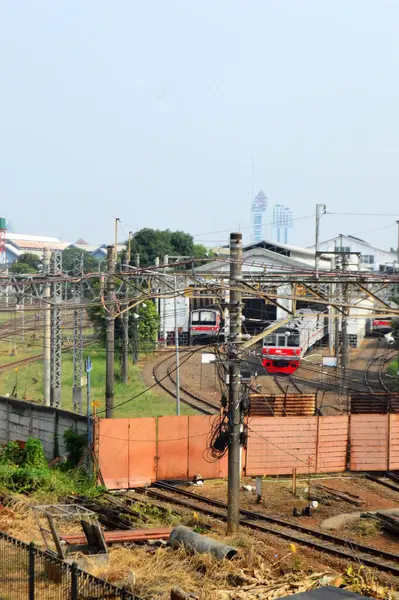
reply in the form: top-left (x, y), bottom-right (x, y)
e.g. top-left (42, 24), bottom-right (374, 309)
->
top-left (287, 333), bottom-right (300, 347)
top-left (277, 334), bottom-right (287, 347)
top-left (265, 334), bottom-right (276, 346)
top-left (191, 312), bottom-right (200, 323)
top-left (200, 310), bottom-right (216, 325)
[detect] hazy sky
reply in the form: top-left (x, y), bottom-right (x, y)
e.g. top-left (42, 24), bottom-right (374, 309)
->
top-left (1, 1), bottom-right (399, 250)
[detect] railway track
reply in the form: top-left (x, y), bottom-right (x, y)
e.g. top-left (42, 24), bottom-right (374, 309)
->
top-left (139, 481), bottom-right (399, 576)
top-left (0, 338), bottom-right (95, 374)
top-left (272, 375), bottom-right (303, 395)
top-left (364, 339), bottom-right (396, 395)
top-left (152, 351), bottom-right (220, 415)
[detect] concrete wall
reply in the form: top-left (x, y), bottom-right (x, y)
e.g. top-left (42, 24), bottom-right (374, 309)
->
top-left (0, 396), bottom-right (88, 460)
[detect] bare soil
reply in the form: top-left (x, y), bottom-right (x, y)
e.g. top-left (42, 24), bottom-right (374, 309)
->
top-left (1, 487), bottom-right (399, 599)
top-left (186, 475), bottom-right (399, 554)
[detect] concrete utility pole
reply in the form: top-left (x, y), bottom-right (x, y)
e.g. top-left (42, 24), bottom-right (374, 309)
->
top-left (132, 253), bottom-right (140, 364)
top-left (396, 221), bottom-right (399, 382)
top-left (115, 218), bottom-right (120, 265)
top-left (174, 274), bottom-right (181, 416)
top-left (329, 253), bottom-right (336, 356)
top-left (42, 248), bottom-right (51, 406)
top-left (162, 254), bottom-right (169, 346)
top-left (314, 204), bottom-right (326, 273)
top-left (50, 250), bottom-right (63, 408)
top-left (341, 252), bottom-right (349, 387)
top-left (122, 234), bottom-right (132, 383)
top-left (227, 232), bottom-right (243, 534)
top-left (105, 245), bottom-right (116, 418)
top-left (396, 221), bottom-right (399, 269)
top-left (72, 253), bottom-right (84, 413)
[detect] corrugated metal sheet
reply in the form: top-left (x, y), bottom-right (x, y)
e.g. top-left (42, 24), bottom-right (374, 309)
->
top-left (245, 416), bottom-right (318, 476)
top-left (350, 414), bottom-right (388, 472)
top-left (351, 392), bottom-right (399, 414)
top-left (98, 413), bottom-right (399, 488)
top-left (249, 394), bottom-right (316, 417)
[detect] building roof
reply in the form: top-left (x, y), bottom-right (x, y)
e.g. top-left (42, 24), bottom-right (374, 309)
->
top-left (68, 243), bottom-right (104, 253)
top-left (5, 244), bottom-right (20, 257)
top-left (309, 234), bottom-right (396, 256)
top-left (195, 245), bottom-right (329, 275)
top-left (5, 232), bottom-right (69, 253)
top-left (9, 240), bottom-right (68, 251)
top-left (346, 234), bottom-right (368, 244)
top-left (6, 233), bottom-right (62, 244)
top-left (255, 190), bottom-right (267, 201)
top-left (74, 238), bottom-right (88, 245)
top-left (244, 240), bottom-right (330, 259)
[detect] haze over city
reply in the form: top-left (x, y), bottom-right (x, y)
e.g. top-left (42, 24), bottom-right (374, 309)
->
top-left (1, 0), bottom-right (399, 249)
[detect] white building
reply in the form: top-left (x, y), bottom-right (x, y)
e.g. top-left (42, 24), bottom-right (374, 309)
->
top-left (309, 234), bottom-right (397, 272)
top-left (208, 240), bottom-right (332, 273)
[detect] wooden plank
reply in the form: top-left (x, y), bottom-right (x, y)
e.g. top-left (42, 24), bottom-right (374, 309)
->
top-left (60, 528), bottom-right (172, 545)
top-left (46, 514), bottom-right (65, 559)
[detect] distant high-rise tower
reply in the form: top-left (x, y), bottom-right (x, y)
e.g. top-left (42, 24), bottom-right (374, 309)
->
top-left (272, 205), bottom-right (293, 244)
top-left (0, 217), bottom-right (7, 265)
top-left (252, 190), bottom-right (268, 243)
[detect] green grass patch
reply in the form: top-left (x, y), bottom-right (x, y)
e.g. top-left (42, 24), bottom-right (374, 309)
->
top-left (0, 342), bottom-right (195, 418)
top-left (387, 359), bottom-right (399, 391)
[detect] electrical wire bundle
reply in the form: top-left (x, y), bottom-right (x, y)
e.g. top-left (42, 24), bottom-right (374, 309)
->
top-left (204, 408), bottom-right (229, 461)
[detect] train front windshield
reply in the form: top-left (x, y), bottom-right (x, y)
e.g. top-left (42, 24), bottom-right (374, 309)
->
top-left (264, 330), bottom-right (299, 347)
top-left (191, 310), bottom-right (217, 325)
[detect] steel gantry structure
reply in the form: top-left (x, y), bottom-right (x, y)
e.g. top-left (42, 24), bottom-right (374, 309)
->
top-left (72, 252), bottom-right (84, 414)
top-left (50, 250), bottom-right (63, 408)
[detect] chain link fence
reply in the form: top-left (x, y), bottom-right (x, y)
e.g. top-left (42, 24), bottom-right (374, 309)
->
top-left (0, 530), bottom-right (140, 599)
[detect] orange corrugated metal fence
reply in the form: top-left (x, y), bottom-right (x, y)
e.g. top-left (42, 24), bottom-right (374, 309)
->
top-left (97, 414), bottom-right (397, 489)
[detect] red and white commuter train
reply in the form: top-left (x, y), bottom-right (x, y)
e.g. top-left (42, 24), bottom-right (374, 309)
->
top-left (261, 309), bottom-right (326, 375)
top-left (189, 306), bottom-right (327, 375)
top-left (189, 307), bottom-right (222, 342)
top-left (371, 318), bottom-right (392, 336)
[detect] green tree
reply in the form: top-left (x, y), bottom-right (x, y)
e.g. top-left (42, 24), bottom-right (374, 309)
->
top-left (17, 253), bottom-right (41, 270)
top-left (137, 300), bottom-right (159, 348)
top-left (128, 228), bottom-right (209, 268)
top-left (87, 297), bottom-right (159, 356)
top-left (10, 252), bottom-right (41, 274)
top-left (10, 262), bottom-right (37, 274)
top-left (62, 247), bottom-right (99, 274)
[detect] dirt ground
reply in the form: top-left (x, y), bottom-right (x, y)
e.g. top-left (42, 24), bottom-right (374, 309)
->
top-left (187, 474), bottom-right (399, 553)
top-left (1, 487), bottom-right (399, 599)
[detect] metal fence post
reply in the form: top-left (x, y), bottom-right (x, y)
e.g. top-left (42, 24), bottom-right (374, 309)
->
top-left (29, 542), bottom-right (35, 600)
top-left (71, 562), bottom-right (78, 600)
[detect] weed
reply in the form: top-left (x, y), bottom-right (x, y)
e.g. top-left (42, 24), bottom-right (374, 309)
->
top-left (229, 535), bottom-right (252, 548)
top-left (132, 501), bottom-right (179, 525)
top-left (355, 519), bottom-right (380, 538)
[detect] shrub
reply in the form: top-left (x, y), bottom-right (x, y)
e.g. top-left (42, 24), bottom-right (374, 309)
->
top-left (22, 438), bottom-right (47, 469)
top-left (63, 429), bottom-right (87, 467)
top-left (0, 441), bottom-right (23, 465)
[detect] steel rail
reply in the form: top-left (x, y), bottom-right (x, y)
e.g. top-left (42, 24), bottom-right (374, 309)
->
top-left (152, 351), bottom-right (219, 415)
top-left (142, 481), bottom-right (399, 576)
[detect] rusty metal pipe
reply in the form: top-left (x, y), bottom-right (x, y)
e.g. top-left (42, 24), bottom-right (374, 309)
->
top-left (169, 526), bottom-right (238, 560)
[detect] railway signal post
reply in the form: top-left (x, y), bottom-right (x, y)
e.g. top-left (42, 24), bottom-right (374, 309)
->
top-left (227, 232), bottom-right (243, 533)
